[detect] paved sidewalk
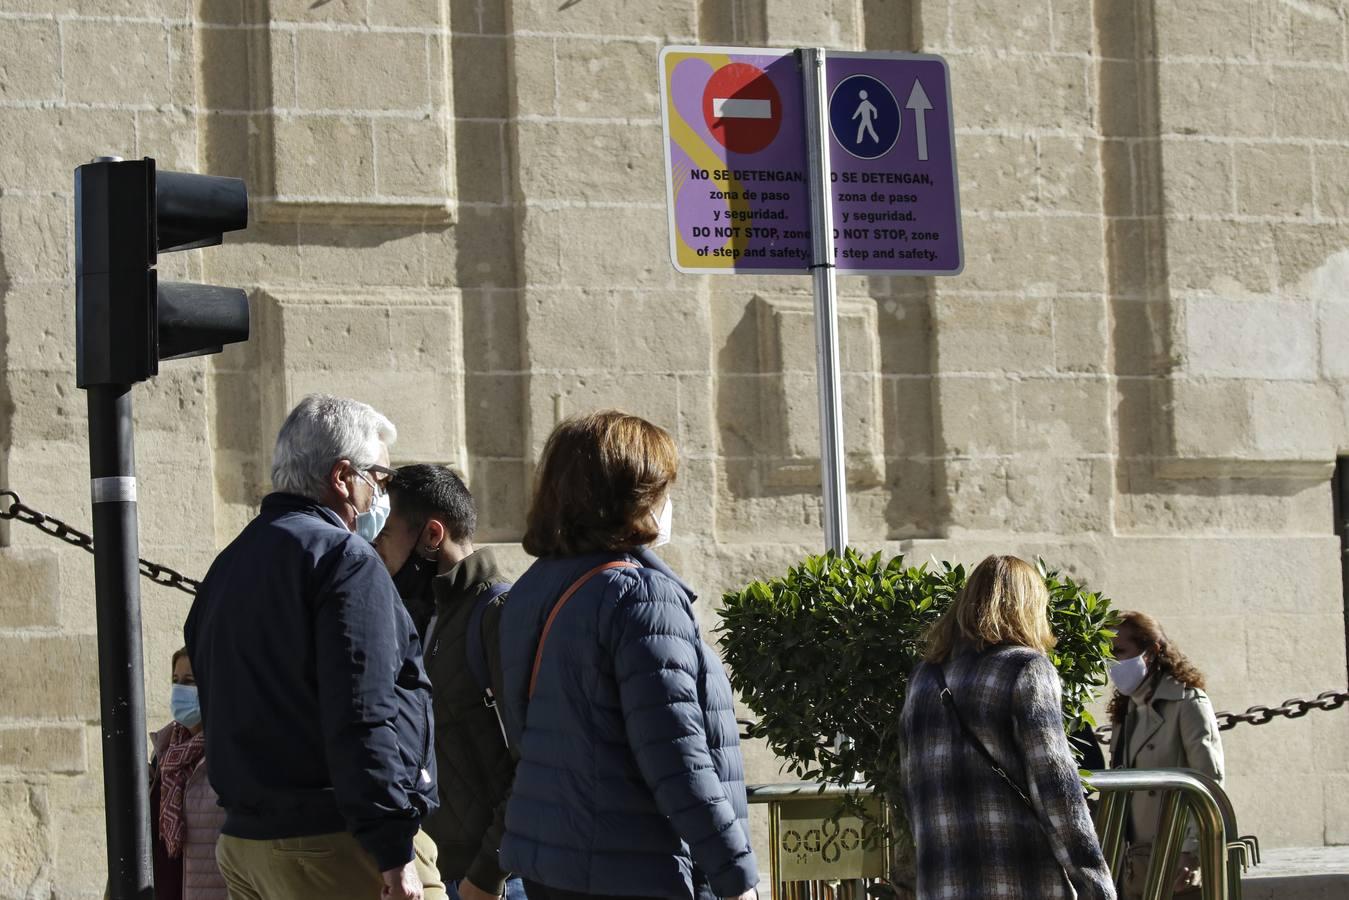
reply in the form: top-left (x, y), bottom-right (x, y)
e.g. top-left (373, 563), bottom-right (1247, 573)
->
top-left (1242, 846), bottom-right (1349, 900)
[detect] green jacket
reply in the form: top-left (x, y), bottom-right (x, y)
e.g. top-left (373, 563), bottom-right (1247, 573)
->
top-left (414, 548), bottom-right (514, 893)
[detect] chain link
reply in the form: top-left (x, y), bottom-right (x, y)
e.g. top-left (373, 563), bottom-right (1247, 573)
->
top-left (1213, 691), bottom-right (1349, 731)
top-left (4, 489), bottom-right (1349, 730)
top-left (1090, 691), bottom-right (1349, 743)
top-left (0, 490), bottom-right (199, 596)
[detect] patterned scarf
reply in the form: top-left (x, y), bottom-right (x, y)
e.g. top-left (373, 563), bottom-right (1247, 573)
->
top-left (158, 723), bottom-right (206, 858)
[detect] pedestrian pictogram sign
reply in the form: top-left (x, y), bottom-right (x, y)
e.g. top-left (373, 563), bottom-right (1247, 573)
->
top-left (824, 52), bottom-right (962, 273)
top-left (830, 74), bottom-right (900, 160)
top-left (659, 46), bottom-right (962, 276)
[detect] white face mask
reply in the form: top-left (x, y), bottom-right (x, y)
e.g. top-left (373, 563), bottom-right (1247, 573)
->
top-left (352, 471), bottom-right (390, 543)
top-left (650, 497), bottom-right (673, 548)
top-left (1108, 654), bottom-right (1149, 696)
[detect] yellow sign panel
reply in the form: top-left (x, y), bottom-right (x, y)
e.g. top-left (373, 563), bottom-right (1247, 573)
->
top-left (772, 796), bottom-right (887, 882)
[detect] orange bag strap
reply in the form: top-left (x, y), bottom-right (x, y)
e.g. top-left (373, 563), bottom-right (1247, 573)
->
top-left (528, 561), bottom-right (639, 699)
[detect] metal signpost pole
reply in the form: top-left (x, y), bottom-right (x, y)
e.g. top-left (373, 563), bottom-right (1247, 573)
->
top-left (800, 47), bottom-right (849, 554)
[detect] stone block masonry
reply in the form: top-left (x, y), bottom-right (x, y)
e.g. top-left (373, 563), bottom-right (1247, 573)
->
top-left (0, 2), bottom-right (1347, 893)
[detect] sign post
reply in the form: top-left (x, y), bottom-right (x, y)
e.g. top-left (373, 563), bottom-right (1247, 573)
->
top-left (800, 47), bottom-right (848, 552)
top-left (660, 46), bottom-right (961, 552)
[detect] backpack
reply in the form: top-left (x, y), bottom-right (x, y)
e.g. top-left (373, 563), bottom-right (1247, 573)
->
top-left (466, 581), bottom-right (512, 744)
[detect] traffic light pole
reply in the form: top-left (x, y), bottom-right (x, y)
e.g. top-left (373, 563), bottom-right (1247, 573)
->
top-left (75, 155), bottom-right (247, 895)
top-left (87, 383), bottom-right (153, 900)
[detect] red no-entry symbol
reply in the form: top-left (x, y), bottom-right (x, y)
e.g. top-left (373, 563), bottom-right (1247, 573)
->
top-left (702, 62), bottom-right (782, 154)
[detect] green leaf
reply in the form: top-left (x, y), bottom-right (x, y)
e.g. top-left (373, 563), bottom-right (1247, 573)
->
top-left (717, 550), bottom-right (1118, 811)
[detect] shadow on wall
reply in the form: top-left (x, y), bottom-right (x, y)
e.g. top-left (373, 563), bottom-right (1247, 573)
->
top-left (0, 191), bottom-right (11, 547)
top-left (713, 288), bottom-right (942, 543)
top-left (1095, 0), bottom-right (1327, 521)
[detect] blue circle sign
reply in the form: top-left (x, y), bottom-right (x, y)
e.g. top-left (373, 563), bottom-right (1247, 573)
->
top-left (828, 74), bottom-right (901, 160)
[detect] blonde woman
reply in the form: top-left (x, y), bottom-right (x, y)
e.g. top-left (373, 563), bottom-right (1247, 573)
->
top-left (899, 555), bottom-right (1116, 899)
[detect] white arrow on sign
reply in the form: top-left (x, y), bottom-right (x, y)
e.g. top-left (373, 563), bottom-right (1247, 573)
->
top-left (905, 79), bottom-right (932, 162)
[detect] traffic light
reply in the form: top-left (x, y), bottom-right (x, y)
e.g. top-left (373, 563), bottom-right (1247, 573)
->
top-left (75, 156), bottom-right (249, 387)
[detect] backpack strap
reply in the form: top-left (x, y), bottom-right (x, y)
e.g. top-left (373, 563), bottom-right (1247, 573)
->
top-left (466, 582), bottom-right (512, 694)
top-left (528, 561), bottom-right (638, 699)
top-left (464, 581), bottom-right (513, 747)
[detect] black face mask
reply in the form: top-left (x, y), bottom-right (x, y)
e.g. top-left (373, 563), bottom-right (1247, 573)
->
top-left (392, 554), bottom-right (438, 639)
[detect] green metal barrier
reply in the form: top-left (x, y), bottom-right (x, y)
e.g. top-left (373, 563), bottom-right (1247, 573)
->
top-left (748, 769), bottom-right (1247, 900)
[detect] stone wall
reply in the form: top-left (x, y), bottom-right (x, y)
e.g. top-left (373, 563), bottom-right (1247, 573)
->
top-left (0, 0), bottom-right (1347, 895)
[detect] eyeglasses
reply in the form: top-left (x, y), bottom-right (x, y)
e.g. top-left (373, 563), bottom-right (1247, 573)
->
top-left (359, 464), bottom-right (396, 497)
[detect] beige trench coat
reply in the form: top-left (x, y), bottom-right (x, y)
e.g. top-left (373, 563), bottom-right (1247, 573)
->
top-left (1108, 674), bottom-right (1225, 849)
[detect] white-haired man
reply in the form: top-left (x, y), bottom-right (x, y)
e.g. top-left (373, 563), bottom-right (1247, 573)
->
top-left (186, 394), bottom-right (444, 900)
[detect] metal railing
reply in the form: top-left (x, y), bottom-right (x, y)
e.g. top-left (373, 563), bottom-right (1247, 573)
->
top-left (1089, 768), bottom-right (1244, 900)
top-left (748, 769), bottom-right (1248, 900)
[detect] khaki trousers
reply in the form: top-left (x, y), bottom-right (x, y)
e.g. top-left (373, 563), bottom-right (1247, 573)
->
top-left (216, 829), bottom-right (446, 900)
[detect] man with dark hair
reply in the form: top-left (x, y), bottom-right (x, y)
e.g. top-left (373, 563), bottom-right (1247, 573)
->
top-left (374, 465), bottom-right (522, 900)
top-left (379, 464), bottom-right (481, 640)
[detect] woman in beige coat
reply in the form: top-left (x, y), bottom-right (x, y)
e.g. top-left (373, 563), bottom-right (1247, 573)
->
top-left (1107, 612), bottom-right (1224, 899)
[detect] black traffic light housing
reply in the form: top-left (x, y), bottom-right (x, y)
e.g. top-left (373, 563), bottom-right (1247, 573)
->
top-left (75, 157), bottom-right (249, 387)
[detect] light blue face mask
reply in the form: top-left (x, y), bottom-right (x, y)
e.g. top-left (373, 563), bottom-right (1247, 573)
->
top-left (171, 683), bottom-right (201, 729)
top-left (354, 475), bottom-right (391, 543)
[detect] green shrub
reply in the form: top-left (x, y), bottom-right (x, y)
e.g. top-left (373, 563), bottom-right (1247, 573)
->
top-left (717, 548), bottom-right (1118, 809)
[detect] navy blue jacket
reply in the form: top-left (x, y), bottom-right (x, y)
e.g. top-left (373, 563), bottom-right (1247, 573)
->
top-left (184, 492), bottom-right (437, 872)
top-left (497, 548), bottom-right (758, 900)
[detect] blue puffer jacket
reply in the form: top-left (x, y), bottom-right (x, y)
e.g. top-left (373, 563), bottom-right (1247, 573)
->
top-left (497, 548), bottom-right (758, 900)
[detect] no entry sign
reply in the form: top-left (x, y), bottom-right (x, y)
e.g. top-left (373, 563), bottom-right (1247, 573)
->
top-left (703, 62), bottom-right (783, 153)
top-left (659, 46), bottom-right (963, 275)
top-left (660, 47), bottom-right (811, 273)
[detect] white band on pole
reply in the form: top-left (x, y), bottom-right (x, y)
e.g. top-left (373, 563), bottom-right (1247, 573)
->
top-left (91, 476), bottom-right (137, 504)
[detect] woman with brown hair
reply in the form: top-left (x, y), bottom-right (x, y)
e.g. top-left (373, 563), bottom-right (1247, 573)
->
top-left (152, 648), bottom-right (226, 899)
top-left (1108, 612), bottom-right (1223, 898)
top-left (900, 555), bottom-right (1115, 899)
top-left (495, 410), bottom-right (758, 900)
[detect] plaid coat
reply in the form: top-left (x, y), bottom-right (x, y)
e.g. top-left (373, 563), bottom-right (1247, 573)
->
top-left (900, 645), bottom-right (1116, 899)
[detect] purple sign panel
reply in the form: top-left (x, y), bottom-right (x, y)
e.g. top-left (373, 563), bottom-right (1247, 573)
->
top-left (659, 47), bottom-right (962, 276)
top-left (826, 52), bottom-right (963, 274)
top-left (660, 47), bottom-right (811, 273)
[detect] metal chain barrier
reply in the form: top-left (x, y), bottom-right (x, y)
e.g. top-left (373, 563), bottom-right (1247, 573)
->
top-left (1087, 690), bottom-right (1349, 745)
top-left (1213, 690), bottom-right (1349, 731)
top-left (4, 488), bottom-right (1348, 730)
top-left (0, 489), bottom-right (200, 596)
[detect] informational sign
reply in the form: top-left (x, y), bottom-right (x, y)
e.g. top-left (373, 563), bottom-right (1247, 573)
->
top-left (659, 46), bottom-right (811, 274)
top-left (825, 52), bottom-right (962, 273)
top-left (659, 45), bottom-right (962, 554)
top-left (771, 796), bottom-right (887, 882)
top-left (659, 46), bottom-right (962, 276)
